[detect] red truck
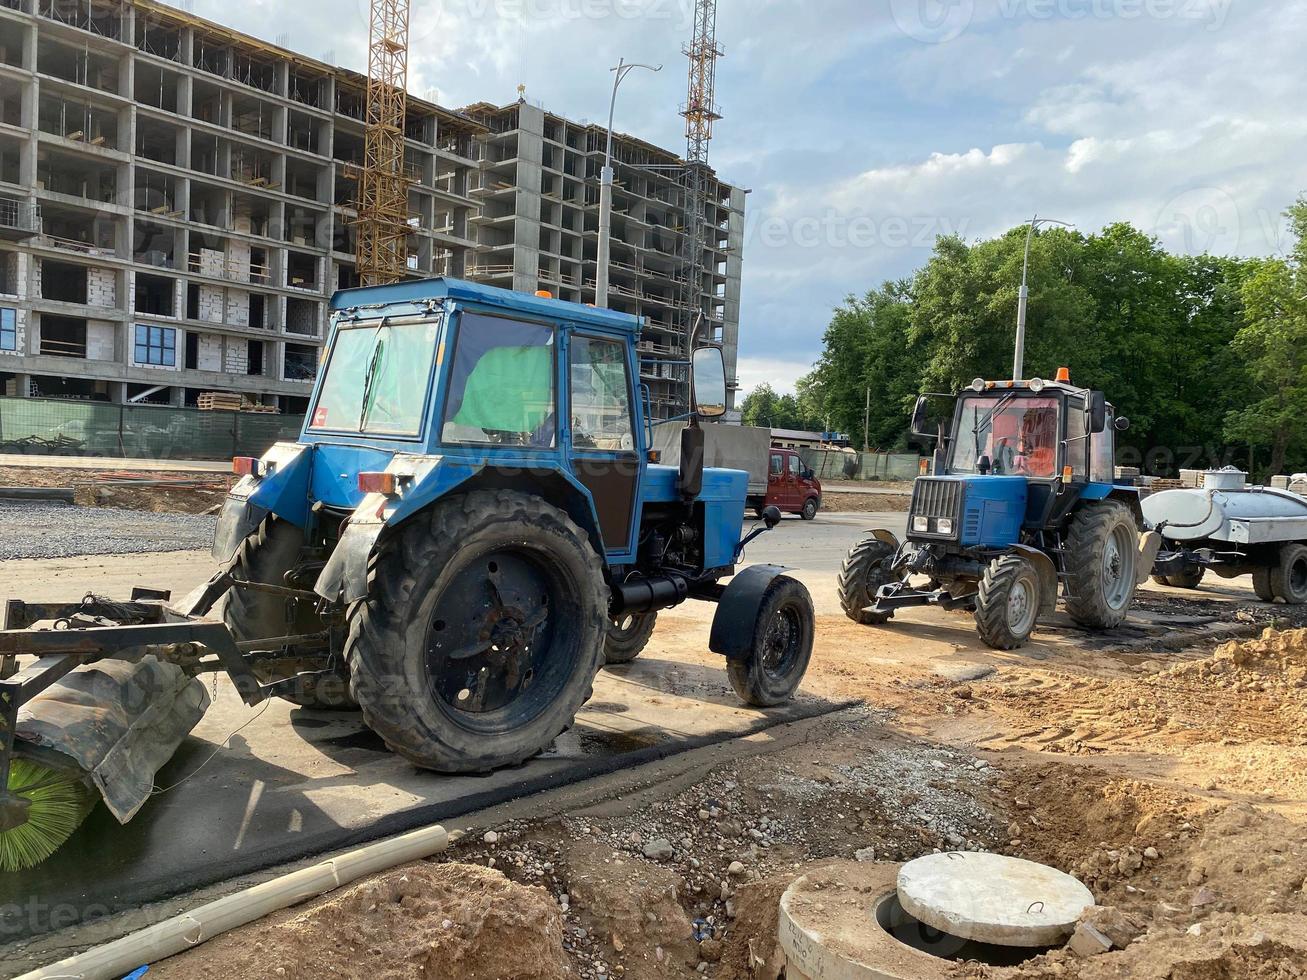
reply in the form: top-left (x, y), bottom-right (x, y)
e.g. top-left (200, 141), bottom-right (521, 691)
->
top-left (750, 447), bottom-right (823, 521)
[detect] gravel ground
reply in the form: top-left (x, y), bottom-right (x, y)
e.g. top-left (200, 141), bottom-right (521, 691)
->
top-left (0, 501), bottom-right (218, 559)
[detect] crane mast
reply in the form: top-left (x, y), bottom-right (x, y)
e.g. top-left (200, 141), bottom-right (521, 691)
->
top-left (678, 0), bottom-right (723, 410)
top-left (356, 0), bottom-right (413, 286)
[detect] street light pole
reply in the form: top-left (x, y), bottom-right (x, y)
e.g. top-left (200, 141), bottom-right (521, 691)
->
top-left (1013, 213), bottom-right (1074, 381)
top-left (597, 58), bottom-right (661, 309)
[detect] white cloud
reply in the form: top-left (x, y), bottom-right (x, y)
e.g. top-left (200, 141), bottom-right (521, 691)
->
top-left (735, 357), bottom-right (814, 397)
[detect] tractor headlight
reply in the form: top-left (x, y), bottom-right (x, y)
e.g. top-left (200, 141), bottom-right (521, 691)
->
top-left (913, 516), bottom-right (929, 533)
top-left (936, 518), bottom-right (954, 535)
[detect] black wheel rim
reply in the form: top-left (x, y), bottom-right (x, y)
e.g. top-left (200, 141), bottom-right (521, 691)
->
top-left (760, 602), bottom-right (802, 680)
top-left (425, 547), bottom-right (574, 732)
top-left (1291, 557), bottom-right (1307, 595)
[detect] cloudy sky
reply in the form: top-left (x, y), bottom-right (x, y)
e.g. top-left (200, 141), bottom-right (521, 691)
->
top-left (181, 0), bottom-right (1307, 393)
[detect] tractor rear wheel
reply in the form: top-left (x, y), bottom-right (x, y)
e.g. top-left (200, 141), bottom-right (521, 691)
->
top-left (1270, 544), bottom-right (1307, 605)
top-left (837, 537), bottom-right (897, 625)
top-left (726, 576), bottom-right (814, 707)
top-left (604, 612), bottom-right (657, 665)
top-left (346, 491), bottom-right (607, 773)
top-left (1064, 500), bottom-right (1139, 630)
top-left (974, 555), bottom-right (1040, 650)
top-left (222, 519), bottom-right (354, 710)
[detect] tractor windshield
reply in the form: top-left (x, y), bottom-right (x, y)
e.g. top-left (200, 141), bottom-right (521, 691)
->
top-left (950, 395), bottom-right (1061, 477)
top-left (310, 318), bottom-right (441, 436)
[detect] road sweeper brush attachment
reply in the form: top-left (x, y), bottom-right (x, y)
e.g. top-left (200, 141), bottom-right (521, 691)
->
top-left (0, 624), bottom-right (211, 872)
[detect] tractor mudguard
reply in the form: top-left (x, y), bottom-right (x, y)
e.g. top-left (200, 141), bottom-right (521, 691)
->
top-left (16, 658), bottom-right (210, 823)
top-left (709, 564), bottom-right (794, 661)
top-left (212, 442), bottom-right (312, 563)
top-left (869, 529), bottom-right (901, 551)
top-left (1137, 531), bottom-right (1164, 586)
top-left (1008, 544), bottom-right (1059, 618)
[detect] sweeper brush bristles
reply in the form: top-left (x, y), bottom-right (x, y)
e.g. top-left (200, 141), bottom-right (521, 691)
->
top-left (0, 759), bottom-right (97, 872)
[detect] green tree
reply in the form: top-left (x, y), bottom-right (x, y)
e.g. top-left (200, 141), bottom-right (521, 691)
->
top-left (1224, 201), bottom-right (1307, 478)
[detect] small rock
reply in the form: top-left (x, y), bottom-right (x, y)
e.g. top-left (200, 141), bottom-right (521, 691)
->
top-left (483, 831), bottom-right (499, 845)
top-left (1080, 906), bottom-right (1143, 949)
top-left (642, 839), bottom-right (675, 862)
top-left (854, 847), bottom-right (876, 863)
top-left (1191, 886), bottom-right (1217, 907)
top-left (728, 860), bottom-right (746, 876)
top-left (699, 939), bottom-right (723, 962)
top-left (1068, 921), bottom-right (1113, 958)
top-left (1144, 847), bottom-right (1160, 860)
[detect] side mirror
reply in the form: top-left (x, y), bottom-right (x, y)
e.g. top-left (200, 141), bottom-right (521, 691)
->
top-left (1089, 391), bottom-right (1108, 434)
top-left (762, 505), bottom-right (782, 528)
top-left (803, 468), bottom-right (815, 480)
top-left (910, 396), bottom-right (932, 439)
top-left (1114, 416), bottom-right (1131, 432)
top-left (691, 347), bottom-right (727, 419)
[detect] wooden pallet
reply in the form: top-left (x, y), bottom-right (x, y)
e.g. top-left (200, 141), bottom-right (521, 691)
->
top-left (197, 392), bottom-right (244, 412)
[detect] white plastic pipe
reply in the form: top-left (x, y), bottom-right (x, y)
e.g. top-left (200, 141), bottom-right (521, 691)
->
top-left (16, 823), bottom-right (453, 980)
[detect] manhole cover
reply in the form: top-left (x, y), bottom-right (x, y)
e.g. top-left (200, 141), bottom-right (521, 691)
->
top-left (897, 852), bottom-right (1093, 947)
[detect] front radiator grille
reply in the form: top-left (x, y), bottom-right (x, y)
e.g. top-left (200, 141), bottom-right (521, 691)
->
top-left (911, 478), bottom-right (962, 522)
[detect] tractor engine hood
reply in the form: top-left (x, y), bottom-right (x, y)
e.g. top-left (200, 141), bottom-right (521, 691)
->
top-left (908, 475), bottom-right (1028, 549)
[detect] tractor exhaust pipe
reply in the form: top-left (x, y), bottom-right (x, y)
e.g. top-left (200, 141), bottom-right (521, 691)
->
top-left (612, 574), bottom-right (690, 615)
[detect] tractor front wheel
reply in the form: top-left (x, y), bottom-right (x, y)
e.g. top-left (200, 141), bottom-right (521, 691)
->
top-left (726, 576), bottom-right (815, 707)
top-left (974, 555), bottom-right (1040, 650)
top-left (1064, 500), bottom-right (1139, 630)
top-left (837, 537), bottom-right (898, 625)
top-left (346, 491), bottom-right (607, 773)
top-left (222, 519), bottom-right (355, 710)
top-left (604, 611), bottom-right (657, 665)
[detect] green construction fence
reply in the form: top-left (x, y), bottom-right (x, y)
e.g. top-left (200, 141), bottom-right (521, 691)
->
top-left (0, 396), bottom-right (304, 461)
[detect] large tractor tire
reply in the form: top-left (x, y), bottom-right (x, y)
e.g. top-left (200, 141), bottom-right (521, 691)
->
top-left (837, 537), bottom-right (897, 626)
top-left (1064, 500), bottom-right (1139, 630)
top-left (974, 555), bottom-right (1040, 651)
top-left (346, 491), bottom-right (608, 773)
top-left (604, 612), bottom-right (657, 665)
top-left (1270, 544), bottom-right (1307, 605)
top-left (222, 519), bottom-right (355, 710)
top-left (726, 576), bottom-right (815, 707)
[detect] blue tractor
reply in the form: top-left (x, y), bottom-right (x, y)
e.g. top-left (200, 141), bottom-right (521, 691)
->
top-left (837, 371), bottom-right (1161, 650)
top-left (0, 279), bottom-right (813, 863)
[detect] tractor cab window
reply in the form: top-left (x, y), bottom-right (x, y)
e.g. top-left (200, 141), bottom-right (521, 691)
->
top-left (1091, 410), bottom-right (1115, 483)
top-left (569, 335), bottom-right (634, 451)
top-left (442, 313), bottom-right (557, 447)
top-left (951, 396), bottom-right (1060, 478)
top-left (310, 317), bottom-right (441, 436)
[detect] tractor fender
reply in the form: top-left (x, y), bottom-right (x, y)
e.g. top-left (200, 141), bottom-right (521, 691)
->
top-left (313, 457), bottom-right (606, 605)
top-left (211, 442), bottom-right (312, 563)
top-left (1008, 545), bottom-right (1059, 618)
top-left (709, 564), bottom-right (796, 662)
top-left (868, 529), bottom-right (901, 551)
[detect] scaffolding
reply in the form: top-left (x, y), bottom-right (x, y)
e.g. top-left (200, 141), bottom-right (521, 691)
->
top-left (355, 0), bottom-right (412, 286)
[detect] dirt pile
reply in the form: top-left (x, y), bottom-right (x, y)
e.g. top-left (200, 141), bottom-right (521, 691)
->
top-left (150, 862), bottom-right (568, 980)
top-left (987, 629), bottom-right (1307, 792)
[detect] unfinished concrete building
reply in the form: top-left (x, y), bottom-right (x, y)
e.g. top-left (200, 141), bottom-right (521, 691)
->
top-left (0, 0), bottom-right (744, 415)
top-left (465, 100), bottom-right (744, 417)
top-left (0, 0), bottom-right (482, 410)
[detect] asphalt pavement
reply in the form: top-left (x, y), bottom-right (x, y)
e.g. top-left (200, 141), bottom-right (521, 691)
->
top-left (746, 510), bottom-right (907, 572)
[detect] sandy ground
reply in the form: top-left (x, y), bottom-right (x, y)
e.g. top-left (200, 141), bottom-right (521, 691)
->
top-left (6, 516), bottom-right (1307, 978)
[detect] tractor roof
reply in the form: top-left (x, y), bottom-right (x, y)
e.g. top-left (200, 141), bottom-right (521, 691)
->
top-left (329, 277), bottom-right (644, 335)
